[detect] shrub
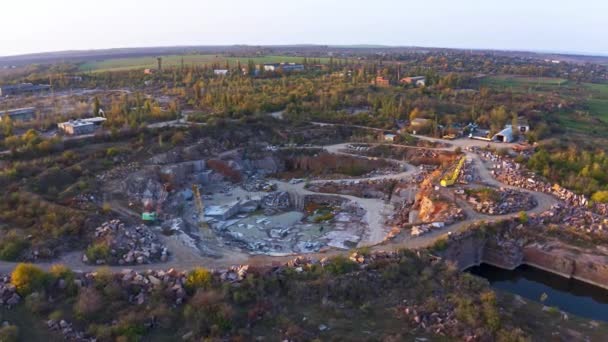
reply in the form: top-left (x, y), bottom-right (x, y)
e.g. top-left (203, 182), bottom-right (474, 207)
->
top-left (0, 325), bottom-right (19, 342)
top-left (324, 255), bottom-right (358, 275)
top-left (170, 131), bottom-right (186, 145)
top-left (85, 243), bottom-right (110, 263)
top-left (11, 263), bottom-right (48, 295)
top-left (480, 291), bottom-right (501, 332)
top-left (74, 287), bottom-right (104, 320)
top-left (591, 191), bottom-right (608, 203)
top-left (184, 289), bottom-right (233, 336)
top-left (106, 147), bottom-right (120, 158)
top-left (185, 267), bottom-right (212, 291)
top-left (518, 211), bottom-right (528, 223)
top-left (101, 202), bottom-right (112, 214)
top-left (0, 238), bottom-right (28, 261)
top-left (430, 237), bottom-right (449, 252)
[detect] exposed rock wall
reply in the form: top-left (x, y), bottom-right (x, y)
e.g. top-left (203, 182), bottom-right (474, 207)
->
top-left (441, 232), bottom-right (608, 290)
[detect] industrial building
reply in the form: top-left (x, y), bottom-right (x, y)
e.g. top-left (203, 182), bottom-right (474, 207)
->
top-left (58, 117), bottom-right (106, 135)
top-left (263, 63), bottom-right (305, 72)
top-left (493, 126), bottom-right (514, 143)
top-left (213, 69), bottom-right (229, 76)
top-left (0, 107), bottom-right (35, 122)
top-left (0, 83), bottom-right (50, 97)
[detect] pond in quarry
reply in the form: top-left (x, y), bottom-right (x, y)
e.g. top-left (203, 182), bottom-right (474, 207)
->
top-left (468, 263), bottom-right (608, 322)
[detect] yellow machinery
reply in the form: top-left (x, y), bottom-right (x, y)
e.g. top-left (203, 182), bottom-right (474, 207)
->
top-left (192, 184), bottom-right (208, 228)
top-left (440, 156), bottom-right (466, 187)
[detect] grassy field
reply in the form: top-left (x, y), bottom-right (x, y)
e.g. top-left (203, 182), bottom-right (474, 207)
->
top-left (79, 54), bottom-right (330, 72)
top-left (480, 75), bottom-right (568, 92)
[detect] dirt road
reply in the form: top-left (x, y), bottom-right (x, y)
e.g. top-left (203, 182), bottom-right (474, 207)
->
top-left (0, 135), bottom-right (558, 274)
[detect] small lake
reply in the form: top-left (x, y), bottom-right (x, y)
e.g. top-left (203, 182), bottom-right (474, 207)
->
top-left (468, 263), bottom-right (608, 321)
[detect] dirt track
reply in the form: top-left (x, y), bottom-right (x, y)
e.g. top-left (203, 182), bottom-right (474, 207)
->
top-left (0, 131), bottom-right (558, 274)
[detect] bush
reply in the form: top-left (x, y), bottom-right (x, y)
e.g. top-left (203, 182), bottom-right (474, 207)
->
top-left (11, 263), bottom-right (48, 295)
top-left (518, 211), bottom-right (529, 223)
top-left (430, 237), bottom-right (449, 252)
top-left (0, 325), bottom-right (19, 342)
top-left (324, 255), bottom-right (358, 275)
top-left (591, 191), bottom-right (608, 203)
top-left (85, 243), bottom-right (110, 263)
top-left (101, 202), bottom-right (112, 214)
top-left (185, 267), bottom-right (212, 291)
top-left (0, 238), bottom-right (28, 261)
top-left (74, 287), bottom-right (104, 320)
top-left (170, 131), bottom-right (186, 145)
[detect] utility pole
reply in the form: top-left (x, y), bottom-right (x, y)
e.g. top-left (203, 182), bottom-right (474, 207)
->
top-left (157, 57), bottom-right (162, 71)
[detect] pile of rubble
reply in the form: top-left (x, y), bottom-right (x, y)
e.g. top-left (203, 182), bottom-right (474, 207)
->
top-left (47, 319), bottom-right (92, 341)
top-left (243, 177), bottom-right (277, 192)
top-left (456, 160), bottom-right (479, 184)
top-left (84, 220), bottom-right (168, 265)
top-left (476, 149), bottom-right (608, 235)
top-left (307, 179), bottom-right (397, 200)
top-left (399, 303), bottom-right (459, 337)
top-left (0, 276), bottom-right (20, 307)
top-left (466, 188), bottom-right (536, 215)
top-left (411, 222), bottom-right (447, 237)
top-left (96, 162), bottom-right (140, 182)
top-left (539, 203), bottom-right (608, 235)
top-left (418, 196), bottom-right (466, 225)
top-left (261, 191), bottom-right (291, 210)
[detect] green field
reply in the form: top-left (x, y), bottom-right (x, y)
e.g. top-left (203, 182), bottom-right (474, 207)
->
top-left (79, 54), bottom-right (330, 72)
top-left (480, 75), bottom-right (568, 92)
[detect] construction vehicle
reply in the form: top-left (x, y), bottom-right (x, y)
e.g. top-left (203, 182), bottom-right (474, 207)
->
top-left (141, 185), bottom-right (169, 224)
top-left (141, 198), bottom-right (157, 223)
top-left (440, 156), bottom-right (466, 187)
top-left (192, 184), bottom-right (208, 228)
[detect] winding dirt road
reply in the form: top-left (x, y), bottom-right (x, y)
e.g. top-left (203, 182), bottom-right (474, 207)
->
top-left (0, 132), bottom-right (558, 274)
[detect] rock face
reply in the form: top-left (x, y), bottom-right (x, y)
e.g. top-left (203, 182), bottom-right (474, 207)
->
top-left (441, 223), bottom-right (608, 289)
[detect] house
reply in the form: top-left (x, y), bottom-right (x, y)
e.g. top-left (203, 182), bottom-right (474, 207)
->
top-left (410, 118), bottom-right (431, 128)
top-left (383, 133), bottom-right (396, 142)
top-left (372, 76), bottom-right (390, 88)
top-left (400, 76), bottom-right (426, 87)
top-left (144, 69), bottom-right (156, 75)
top-left (0, 83), bottom-right (50, 97)
top-left (58, 117), bottom-right (106, 136)
top-left (0, 107), bottom-right (35, 122)
top-left (263, 63), bottom-right (305, 72)
top-left (213, 69), bottom-right (229, 76)
top-left (513, 118), bottom-right (530, 134)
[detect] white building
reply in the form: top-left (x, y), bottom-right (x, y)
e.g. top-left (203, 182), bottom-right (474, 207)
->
top-left (58, 117), bottom-right (106, 135)
top-left (493, 126), bottom-right (514, 143)
top-left (213, 69), bottom-right (229, 76)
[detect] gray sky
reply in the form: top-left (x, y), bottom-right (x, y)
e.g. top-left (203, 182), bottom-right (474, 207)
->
top-left (1, 0), bottom-right (607, 57)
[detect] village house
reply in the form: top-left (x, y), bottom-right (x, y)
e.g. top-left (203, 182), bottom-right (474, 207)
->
top-left (372, 76), bottom-right (390, 88)
top-left (400, 76), bottom-right (426, 87)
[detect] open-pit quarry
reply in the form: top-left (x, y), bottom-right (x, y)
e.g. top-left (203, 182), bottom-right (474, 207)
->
top-left (94, 143), bottom-right (431, 265)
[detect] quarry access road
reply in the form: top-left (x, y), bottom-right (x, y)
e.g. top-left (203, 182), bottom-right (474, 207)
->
top-left (0, 138), bottom-right (558, 274)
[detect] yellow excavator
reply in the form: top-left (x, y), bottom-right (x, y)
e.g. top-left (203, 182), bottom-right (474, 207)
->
top-left (192, 184), bottom-right (208, 228)
top-left (440, 156), bottom-right (466, 187)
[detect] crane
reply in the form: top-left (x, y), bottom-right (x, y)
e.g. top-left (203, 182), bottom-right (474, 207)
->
top-left (192, 184), bottom-right (208, 228)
